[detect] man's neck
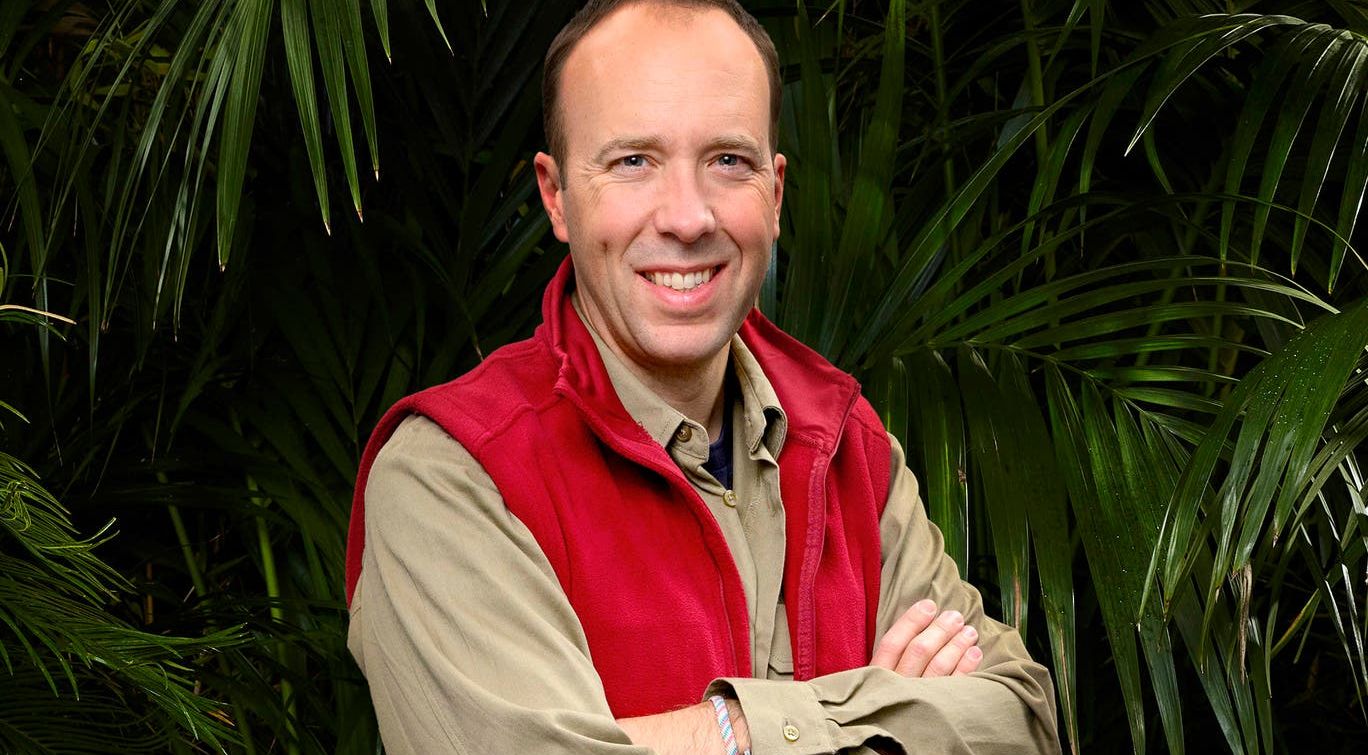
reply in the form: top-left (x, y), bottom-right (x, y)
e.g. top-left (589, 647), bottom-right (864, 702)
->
top-left (571, 291), bottom-right (732, 440)
top-left (629, 353), bottom-right (729, 441)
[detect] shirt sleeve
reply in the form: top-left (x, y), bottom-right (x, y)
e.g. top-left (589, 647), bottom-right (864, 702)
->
top-left (347, 415), bottom-right (649, 754)
top-left (709, 433), bottom-right (1062, 755)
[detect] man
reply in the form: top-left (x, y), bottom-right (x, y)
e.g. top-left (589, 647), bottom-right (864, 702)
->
top-left (346, 1), bottom-right (1060, 752)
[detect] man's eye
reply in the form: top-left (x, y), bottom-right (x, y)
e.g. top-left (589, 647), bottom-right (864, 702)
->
top-left (618, 155), bottom-right (647, 169)
top-left (717, 154), bottom-right (744, 167)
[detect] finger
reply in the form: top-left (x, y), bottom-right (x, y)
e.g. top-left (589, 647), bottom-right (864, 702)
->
top-left (953, 644), bottom-right (983, 676)
top-left (894, 609), bottom-right (964, 677)
top-left (922, 623), bottom-right (979, 678)
top-left (870, 599), bottom-right (938, 668)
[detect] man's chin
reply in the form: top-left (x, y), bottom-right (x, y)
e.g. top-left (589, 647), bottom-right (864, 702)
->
top-left (634, 332), bottom-right (735, 374)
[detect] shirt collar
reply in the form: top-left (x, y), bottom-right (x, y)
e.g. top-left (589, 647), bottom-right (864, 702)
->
top-left (574, 294), bottom-right (788, 458)
top-left (729, 333), bottom-right (787, 457)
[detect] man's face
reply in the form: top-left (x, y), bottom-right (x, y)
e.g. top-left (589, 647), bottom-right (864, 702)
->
top-left (535, 4), bottom-right (785, 379)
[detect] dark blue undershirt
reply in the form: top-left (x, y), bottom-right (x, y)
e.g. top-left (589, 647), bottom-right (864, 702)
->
top-left (701, 403), bottom-right (734, 490)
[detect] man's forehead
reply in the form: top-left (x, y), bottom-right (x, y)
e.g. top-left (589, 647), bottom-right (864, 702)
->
top-left (558, 4), bottom-right (771, 152)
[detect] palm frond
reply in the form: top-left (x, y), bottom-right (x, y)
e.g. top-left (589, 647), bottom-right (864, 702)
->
top-left (1, 436), bottom-right (247, 750)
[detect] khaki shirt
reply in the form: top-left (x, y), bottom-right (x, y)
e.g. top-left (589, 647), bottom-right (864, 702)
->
top-left (349, 318), bottom-right (1060, 754)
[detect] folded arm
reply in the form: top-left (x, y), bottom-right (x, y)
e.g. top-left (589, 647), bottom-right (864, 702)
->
top-left (709, 434), bottom-right (1060, 755)
top-left (621, 602), bottom-right (983, 755)
top-left (349, 417), bottom-right (1058, 754)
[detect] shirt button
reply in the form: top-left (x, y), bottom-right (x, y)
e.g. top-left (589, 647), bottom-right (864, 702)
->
top-left (722, 489), bottom-right (738, 507)
top-left (674, 425), bottom-right (692, 443)
top-left (782, 723), bottom-right (801, 742)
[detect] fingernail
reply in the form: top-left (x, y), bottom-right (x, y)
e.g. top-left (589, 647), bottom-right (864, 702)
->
top-left (967, 646), bottom-right (982, 660)
top-left (916, 599), bottom-right (936, 615)
top-left (961, 626), bottom-right (977, 641)
top-left (943, 610), bottom-right (963, 625)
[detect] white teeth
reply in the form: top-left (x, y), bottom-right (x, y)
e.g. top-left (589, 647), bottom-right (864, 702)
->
top-left (646, 267), bottom-right (716, 291)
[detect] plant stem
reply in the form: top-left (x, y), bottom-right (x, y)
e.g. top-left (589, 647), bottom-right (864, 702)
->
top-left (160, 473), bottom-right (258, 755)
top-left (248, 473), bottom-right (302, 755)
top-left (930, 2), bottom-right (958, 261)
top-left (1019, 0), bottom-right (1051, 164)
top-left (167, 504), bottom-right (209, 598)
top-left (1020, 0), bottom-right (1053, 280)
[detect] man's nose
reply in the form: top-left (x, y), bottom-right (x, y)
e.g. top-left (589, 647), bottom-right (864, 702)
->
top-left (652, 166), bottom-right (716, 243)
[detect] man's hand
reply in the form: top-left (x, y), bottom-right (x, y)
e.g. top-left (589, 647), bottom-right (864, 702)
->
top-left (870, 599), bottom-right (982, 677)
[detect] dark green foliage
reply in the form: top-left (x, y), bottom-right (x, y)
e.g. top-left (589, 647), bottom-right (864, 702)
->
top-left (1, 0), bottom-right (1366, 752)
top-left (1, 298), bottom-right (246, 753)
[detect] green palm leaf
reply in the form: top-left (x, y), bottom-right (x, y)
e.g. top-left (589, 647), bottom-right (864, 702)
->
top-left (7, 2), bottom-right (1368, 752)
top-left (1, 409), bottom-right (247, 750)
top-left (1152, 300), bottom-right (1368, 659)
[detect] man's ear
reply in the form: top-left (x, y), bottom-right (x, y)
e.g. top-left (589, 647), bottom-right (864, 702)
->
top-left (534, 152), bottom-right (571, 243)
top-left (771, 153), bottom-right (787, 237)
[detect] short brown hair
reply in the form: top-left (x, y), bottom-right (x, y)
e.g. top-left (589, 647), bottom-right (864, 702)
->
top-left (542, 0), bottom-right (782, 163)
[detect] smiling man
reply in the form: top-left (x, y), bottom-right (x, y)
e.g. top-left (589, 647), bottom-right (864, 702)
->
top-left (345, 1), bottom-right (1060, 753)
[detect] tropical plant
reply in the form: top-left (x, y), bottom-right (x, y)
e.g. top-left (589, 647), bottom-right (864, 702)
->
top-left (5, 0), bottom-right (571, 750)
top-left (767, 2), bottom-right (1368, 752)
top-left (0, 274), bottom-right (247, 753)
top-left (2, 0), bottom-right (1365, 752)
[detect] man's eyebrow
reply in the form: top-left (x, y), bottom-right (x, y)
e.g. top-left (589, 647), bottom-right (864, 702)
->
top-left (706, 135), bottom-right (765, 157)
top-left (593, 136), bottom-right (667, 164)
top-left (590, 135), bottom-right (767, 164)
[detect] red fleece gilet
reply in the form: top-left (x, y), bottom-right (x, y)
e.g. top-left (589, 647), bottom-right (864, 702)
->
top-left (347, 259), bottom-right (891, 717)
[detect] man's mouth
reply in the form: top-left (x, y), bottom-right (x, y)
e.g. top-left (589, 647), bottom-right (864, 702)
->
top-left (639, 265), bottom-right (721, 293)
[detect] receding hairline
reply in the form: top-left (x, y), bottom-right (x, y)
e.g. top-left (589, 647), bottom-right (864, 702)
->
top-left (542, 0), bottom-right (783, 165)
